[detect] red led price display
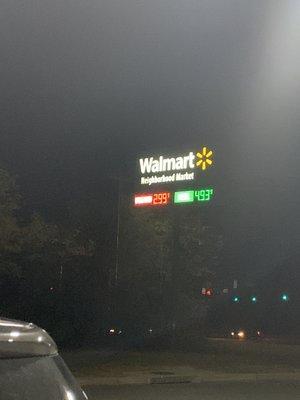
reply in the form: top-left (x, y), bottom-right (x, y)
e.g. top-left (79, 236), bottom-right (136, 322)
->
top-left (153, 192), bottom-right (171, 205)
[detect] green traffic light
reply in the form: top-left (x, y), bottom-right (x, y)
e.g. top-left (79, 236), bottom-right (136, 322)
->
top-left (281, 294), bottom-right (289, 302)
top-left (251, 296), bottom-right (257, 303)
top-left (233, 296), bottom-right (240, 303)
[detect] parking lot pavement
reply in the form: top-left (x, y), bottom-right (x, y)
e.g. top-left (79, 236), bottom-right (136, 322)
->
top-left (85, 381), bottom-right (300, 400)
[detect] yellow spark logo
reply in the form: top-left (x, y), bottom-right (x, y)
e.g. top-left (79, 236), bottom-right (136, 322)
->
top-left (196, 147), bottom-right (213, 171)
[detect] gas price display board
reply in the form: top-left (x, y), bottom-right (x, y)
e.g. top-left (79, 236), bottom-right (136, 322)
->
top-left (134, 146), bottom-right (215, 207)
top-left (134, 188), bottom-right (214, 207)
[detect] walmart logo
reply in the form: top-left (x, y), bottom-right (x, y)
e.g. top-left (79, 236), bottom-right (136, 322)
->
top-left (139, 147), bottom-right (214, 174)
top-left (196, 147), bottom-right (213, 171)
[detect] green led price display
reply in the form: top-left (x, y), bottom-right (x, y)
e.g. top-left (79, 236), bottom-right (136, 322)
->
top-left (194, 189), bottom-right (214, 201)
top-left (174, 188), bottom-right (214, 204)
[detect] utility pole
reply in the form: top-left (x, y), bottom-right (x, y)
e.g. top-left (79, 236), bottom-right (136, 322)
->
top-left (115, 178), bottom-right (121, 286)
top-left (59, 265), bottom-right (63, 291)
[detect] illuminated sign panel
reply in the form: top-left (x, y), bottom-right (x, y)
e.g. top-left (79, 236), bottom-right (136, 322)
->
top-left (134, 146), bottom-right (215, 208)
top-left (174, 190), bottom-right (194, 203)
top-left (139, 147), bottom-right (213, 186)
top-left (134, 192), bottom-right (171, 207)
top-left (134, 195), bottom-right (153, 206)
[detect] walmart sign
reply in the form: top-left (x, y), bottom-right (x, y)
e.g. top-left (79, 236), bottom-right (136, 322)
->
top-left (139, 147), bottom-right (213, 186)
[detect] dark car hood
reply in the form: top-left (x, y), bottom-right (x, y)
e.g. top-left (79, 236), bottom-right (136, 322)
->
top-left (0, 317), bottom-right (57, 358)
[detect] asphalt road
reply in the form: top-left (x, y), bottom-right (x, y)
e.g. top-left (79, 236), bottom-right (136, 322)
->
top-left (85, 381), bottom-right (300, 400)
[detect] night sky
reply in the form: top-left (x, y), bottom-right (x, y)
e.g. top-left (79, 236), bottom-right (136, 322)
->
top-left (1, 1), bottom-right (299, 282)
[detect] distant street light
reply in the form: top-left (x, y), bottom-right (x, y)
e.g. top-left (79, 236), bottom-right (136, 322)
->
top-left (237, 330), bottom-right (245, 339)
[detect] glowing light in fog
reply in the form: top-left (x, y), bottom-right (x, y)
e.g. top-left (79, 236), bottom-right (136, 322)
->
top-left (82, 390), bottom-right (88, 399)
top-left (65, 390), bottom-right (75, 400)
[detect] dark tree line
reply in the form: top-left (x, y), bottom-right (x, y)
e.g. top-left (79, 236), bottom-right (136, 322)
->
top-left (116, 196), bottom-right (223, 337)
top-left (0, 168), bottom-right (224, 345)
top-left (0, 168), bottom-right (105, 345)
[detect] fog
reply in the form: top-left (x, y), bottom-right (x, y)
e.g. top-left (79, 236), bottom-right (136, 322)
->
top-left (1, 0), bottom-right (299, 280)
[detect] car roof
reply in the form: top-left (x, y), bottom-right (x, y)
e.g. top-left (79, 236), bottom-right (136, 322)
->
top-left (0, 318), bottom-right (57, 359)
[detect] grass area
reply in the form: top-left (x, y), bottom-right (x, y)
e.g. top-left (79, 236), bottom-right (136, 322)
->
top-left (69, 339), bottom-right (300, 377)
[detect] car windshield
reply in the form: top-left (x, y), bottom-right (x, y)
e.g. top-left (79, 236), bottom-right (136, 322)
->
top-left (1, 1), bottom-right (299, 399)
